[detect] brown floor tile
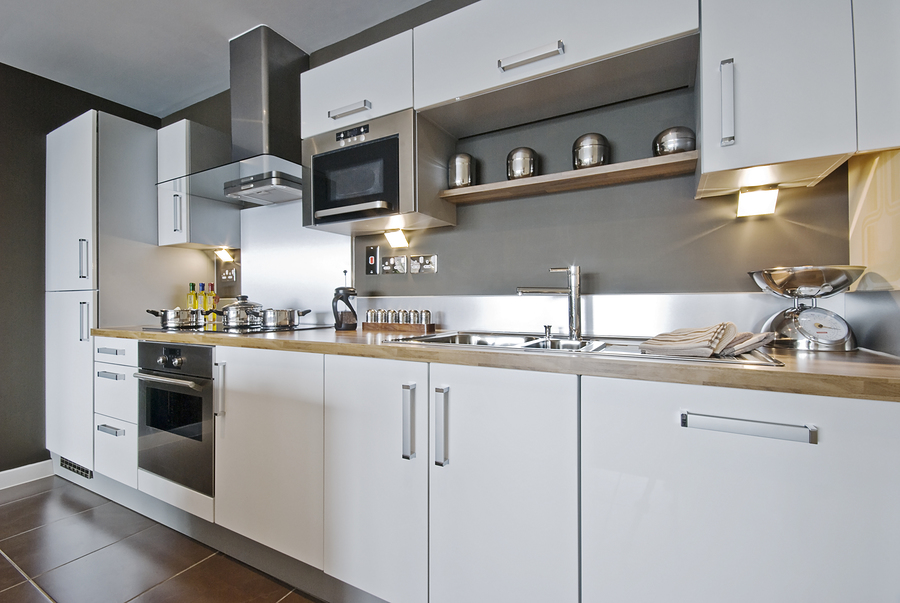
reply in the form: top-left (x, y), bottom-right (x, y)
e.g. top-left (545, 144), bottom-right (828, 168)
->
top-left (0, 482), bottom-right (108, 541)
top-left (277, 591), bottom-right (321, 603)
top-left (0, 554), bottom-right (25, 592)
top-left (34, 523), bottom-right (215, 603)
top-left (0, 580), bottom-right (52, 603)
top-left (0, 478), bottom-right (65, 508)
top-left (2, 501), bottom-right (156, 577)
top-left (130, 553), bottom-right (291, 603)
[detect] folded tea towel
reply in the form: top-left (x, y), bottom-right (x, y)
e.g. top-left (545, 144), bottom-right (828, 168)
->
top-left (639, 322), bottom-right (738, 357)
top-left (719, 331), bottom-right (776, 356)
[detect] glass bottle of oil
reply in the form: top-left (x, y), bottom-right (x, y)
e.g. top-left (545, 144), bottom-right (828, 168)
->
top-left (187, 282), bottom-right (198, 310)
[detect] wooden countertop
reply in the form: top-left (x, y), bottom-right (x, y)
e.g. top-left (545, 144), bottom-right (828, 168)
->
top-left (93, 326), bottom-right (900, 403)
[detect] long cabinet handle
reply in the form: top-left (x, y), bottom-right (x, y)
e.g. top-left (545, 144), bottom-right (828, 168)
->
top-left (434, 386), bottom-right (450, 467)
top-left (97, 370), bottom-right (125, 381)
top-left (498, 40), bottom-right (564, 72)
top-left (314, 200), bottom-right (389, 219)
top-left (97, 346), bottom-right (125, 356)
top-left (78, 238), bottom-right (89, 278)
top-left (214, 362), bottom-right (225, 416)
top-left (173, 194), bottom-right (183, 233)
top-left (402, 383), bottom-right (416, 460)
top-left (720, 58), bottom-right (735, 146)
top-left (97, 424), bottom-right (125, 437)
top-left (328, 99), bottom-right (372, 120)
top-left (681, 411), bottom-right (817, 444)
top-left (79, 301), bottom-right (90, 342)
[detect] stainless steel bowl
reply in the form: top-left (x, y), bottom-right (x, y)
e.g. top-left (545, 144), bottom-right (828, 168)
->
top-left (507, 147), bottom-right (537, 180)
top-left (572, 133), bottom-right (610, 169)
top-left (448, 153), bottom-right (475, 188)
top-left (652, 126), bottom-right (696, 156)
top-left (749, 265), bottom-right (866, 299)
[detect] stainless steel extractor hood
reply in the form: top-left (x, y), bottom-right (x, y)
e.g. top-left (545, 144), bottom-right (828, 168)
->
top-left (224, 25), bottom-right (308, 204)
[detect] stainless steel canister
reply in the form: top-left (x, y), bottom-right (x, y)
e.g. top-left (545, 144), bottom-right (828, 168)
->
top-left (388, 309), bottom-right (399, 323)
top-left (410, 310), bottom-right (420, 324)
top-left (398, 309), bottom-right (410, 324)
top-left (507, 147), bottom-right (537, 180)
top-left (420, 310), bottom-right (432, 324)
top-left (376, 309), bottom-right (387, 324)
top-left (366, 309), bottom-right (377, 323)
top-left (448, 153), bottom-right (475, 188)
top-left (572, 133), bottom-right (610, 169)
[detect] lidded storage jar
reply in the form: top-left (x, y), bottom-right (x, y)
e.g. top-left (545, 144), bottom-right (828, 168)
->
top-left (572, 133), bottom-right (610, 169)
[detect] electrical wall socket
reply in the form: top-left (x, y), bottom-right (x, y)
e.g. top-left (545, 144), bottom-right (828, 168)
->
top-left (410, 254), bottom-right (437, 274)
top-left (365, 246), bottom-right (380, 275)
top-left (382, 255), bottom-right (408, 274)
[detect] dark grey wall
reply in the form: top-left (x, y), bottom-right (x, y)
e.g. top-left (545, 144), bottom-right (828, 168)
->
top-left (354, 88), bottom-right (850, 295)
top-left (0, 61), bottom-right (158, 473)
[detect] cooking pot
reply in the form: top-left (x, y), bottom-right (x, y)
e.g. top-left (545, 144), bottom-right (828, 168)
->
top-left (261, 308), bottom-right (312, 328)
top-left (146, 308), bottom-right (205, 328)
top-left (204, 295), bottom-right (263, 327)
top-left (572, 133), bottom-right (610, 169)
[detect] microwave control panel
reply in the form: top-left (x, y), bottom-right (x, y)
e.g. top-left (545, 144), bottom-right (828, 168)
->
top-left (336, 124), bottom-right (370, 142)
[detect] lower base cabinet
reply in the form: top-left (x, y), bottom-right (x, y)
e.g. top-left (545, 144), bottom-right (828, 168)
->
top-left (429, 363), bottom-right (579, 603)
top-left (581, 376), bottom-right (900, 602)
top-left (214, 346), bottom-right (324, 569)
top-left (93, 413), bottom-right (137, 488)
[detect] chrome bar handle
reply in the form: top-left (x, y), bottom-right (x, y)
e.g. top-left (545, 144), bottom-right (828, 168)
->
top-left (97, 346), bottom-right (125, 356)
top-left (498, 40), bottom-right (565, 72)
top-left (173, 194), bottom-right (182, 232)
top-left (434, 386), bottom-right (450, 467)
top-left (328, 99), bottom-right (372, 120)
top-left (402, 383), bottom-right (416, 460)
top-left (97, 370), bottom-right (125, 381)
top-left (133, 372), bottom-right (203, 392)
top-left (78, 238), bottom-right (89, 278)
top-left (214, 362), bottom-right (225, 416)
top-left (314, 200), bottom-right (389, 219)
top-left (720, 58), bottom-right (735, 146)
top-left (97, 424), bottom-right (125, 437)
top-left (681, 411), bottom-right (817, 444)
top-left (79, 301), bottom-right (90, 342)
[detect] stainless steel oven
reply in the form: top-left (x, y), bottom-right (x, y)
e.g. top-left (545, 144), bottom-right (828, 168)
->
top-left (135, 341), bottom-right (214, 497)
top-left (302, 108), bottom-right (457, 235)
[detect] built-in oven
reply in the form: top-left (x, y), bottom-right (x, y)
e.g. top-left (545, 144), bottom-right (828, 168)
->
top-left (135, 341), bottom-right (215, 498)
top-left (302, 108), bottom-right (457, 235)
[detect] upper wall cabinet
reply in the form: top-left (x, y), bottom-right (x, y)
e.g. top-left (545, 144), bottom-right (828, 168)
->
top-left (696, 0), bottom-right (857, 197)
top-left (301, 31), bottom-right (414, 139)
top-left (413, 0), bottom-right (699, 137)
top-left (157, 120), bottom-right (230, 184)
top-left (854, 0), bottom-right (900, 153)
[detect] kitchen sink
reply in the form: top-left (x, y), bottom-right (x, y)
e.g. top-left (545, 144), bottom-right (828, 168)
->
top-left (410, 332), bottom-right (543, 347)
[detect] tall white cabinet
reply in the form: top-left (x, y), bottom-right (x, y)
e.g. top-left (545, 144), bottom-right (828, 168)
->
top-left (853, 0), bottom-right (900, 152)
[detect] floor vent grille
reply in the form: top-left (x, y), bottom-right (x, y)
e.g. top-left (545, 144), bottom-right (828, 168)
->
top-left (60, 457), bottom-right (93, 479)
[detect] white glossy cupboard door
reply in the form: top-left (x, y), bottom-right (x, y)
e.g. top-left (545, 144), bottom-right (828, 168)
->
top-left (45, 289), bottom-right (96, 470)
top-left (156, 178), bottom-right (189, 246)
top-left (301, 31), bottom-right (413, 138)
top-left (429, 364), bottom-right (578, 603)
top-left (581, 376), bottom-right (900, 602)
top-left (699, 0), bottom-right (856, 173)
top-left (46, 110), bottom-right (97, 291)
top-left (413, 0), bottom-right (698, 110)
top-left (854, 0), bottom-right (900, 152)
top-left (94, 413), bottom-right (137, 488)
top-left (214, 346), bottom-right (324, 569)
top-left (323, 356), bottom-right (429, 603)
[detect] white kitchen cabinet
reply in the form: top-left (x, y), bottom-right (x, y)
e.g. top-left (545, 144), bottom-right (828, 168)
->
top-left (853, 0), bottom-right (900, 152)
top-left (300, 30), bottom-right (413, 138)
top-left (581, 376), bottom-right (900, 602)
top-left (45, 289), bottom-right (96, 471)
top-left (323, 356), bottom-right (428, 603)
top-left (413, 0), bottom-right (698, 111)
top-left (93, 337), bottom-right (138, 487)
top-left (697, 0), bottom-right (857, 195)
top-left (429, 363), bottom-right (579, 603)
top-left (93, 413), bottom-right (137, 489)
top-left (214, 346), bottom-right (324, 569)
top-left (93, 335), bottom-right (138, 367)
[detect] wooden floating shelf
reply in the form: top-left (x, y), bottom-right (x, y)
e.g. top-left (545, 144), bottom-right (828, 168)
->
top-left (439, 150), bottom-right (698, 205)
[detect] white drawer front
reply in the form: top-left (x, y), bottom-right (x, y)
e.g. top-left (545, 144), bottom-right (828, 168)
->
top-left (94, 361), bottom-right (138, 424)
top-left (94, 413), bottom-right (137, 489)
top-left (94, 336), bottom-right (138, 366)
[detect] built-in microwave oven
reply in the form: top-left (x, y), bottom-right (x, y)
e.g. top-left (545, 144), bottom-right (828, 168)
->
top-left (302, 108), bottom-right (457, 235)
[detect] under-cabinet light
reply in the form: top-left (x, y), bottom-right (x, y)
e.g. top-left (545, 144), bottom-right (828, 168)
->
top-left (215, 248), bottom-right (235, 262)
top-left (385, 230), bottom-right (409, 248)
top-left (737, 188), bottom-right (778, 217)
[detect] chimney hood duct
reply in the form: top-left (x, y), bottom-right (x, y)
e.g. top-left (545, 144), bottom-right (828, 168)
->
top-left (225, 25), bottom-right (308, 204)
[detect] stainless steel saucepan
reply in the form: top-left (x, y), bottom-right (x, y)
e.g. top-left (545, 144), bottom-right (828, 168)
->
top-left (261, 308), bottom-right (312, 328)
top-left (146, 308), bottom-right (205, 328)
top-left (204, 295), bottom-right (264, 327)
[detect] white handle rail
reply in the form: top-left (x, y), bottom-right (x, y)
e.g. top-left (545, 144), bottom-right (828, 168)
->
top-left (78, 238), bottom-right (89, 279)
top-left (498, 40), bottom-right (564, 72)
top-left (97, 424), bottom-right (125, 437)
top-left (720, 58), bottom-right (735, 146)
top-left (97, 370), bottom-right (125, 381)
top-left (79, 301), bottom-right (90, 342)
top-left (434, 386), bottom-right (450, 466)
top-left (173, 194), bottom-right (183, 233)
top-left (681, 411), bottom-right (817, 444)
top-left (402, 383), bottom-right (416, 460)
top-left (328, 100), bottom-right (372, 120)
top-left (214, 362), bottom-right (226, 416)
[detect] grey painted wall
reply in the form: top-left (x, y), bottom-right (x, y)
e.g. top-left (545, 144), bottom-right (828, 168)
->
top-left (354, 88), bottom-right (850, 296)
top-left (0, 61), bottom-right (159, 473)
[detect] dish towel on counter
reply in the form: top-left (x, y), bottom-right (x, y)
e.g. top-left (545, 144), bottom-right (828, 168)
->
top-left (638, 322), bottom-right (738, 358)
top-left (719, 331), bottom-right (776, 356)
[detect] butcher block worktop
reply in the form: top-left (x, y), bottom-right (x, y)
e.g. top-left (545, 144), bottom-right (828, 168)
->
top-left (93, 326), bottom-right (900, 403)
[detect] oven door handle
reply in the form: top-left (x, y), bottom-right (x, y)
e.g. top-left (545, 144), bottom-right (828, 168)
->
top-left (314, 200), bottom-right (390, 219)
top-left (133, 372), bottom-right (204, 392)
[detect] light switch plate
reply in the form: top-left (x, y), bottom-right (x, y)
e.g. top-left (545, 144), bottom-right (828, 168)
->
top-left (410, 254), bottom-right (437, 274)
top-left (365, 246), bottom-right (380, 275)
top-left (382, 255), bottom-right (408, 274)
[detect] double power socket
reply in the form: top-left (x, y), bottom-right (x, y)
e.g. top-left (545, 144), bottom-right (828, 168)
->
top-left (366, 246), bottom-right (437, 275)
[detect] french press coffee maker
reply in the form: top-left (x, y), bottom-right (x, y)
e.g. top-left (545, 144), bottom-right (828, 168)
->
top-left (332, 286), bottom-right (358, 331)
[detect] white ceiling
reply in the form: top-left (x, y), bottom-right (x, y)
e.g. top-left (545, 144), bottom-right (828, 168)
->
top-left (0, 0), bottom-right (431, 118)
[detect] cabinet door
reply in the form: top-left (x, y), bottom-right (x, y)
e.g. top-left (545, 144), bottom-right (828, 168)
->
top-left (157, 120), bottom-right (189, 183)
top-left (157, 179), bottom-right (189, 246)
top-left (45, 290), bottom-right (96, 470)
top-left (324, 356), bottom-right (429, 603)
top-left (699, 0), bottom-right (856, 173)
top-left (46, 110), bottom-right (97, 291)
top-left (429, 364), bottom-right (578, 603)
top-left (414, 0), bottom-right (698, 110)
top-left (94, 361), bottom-right (138, 424)
top-left (854, 0), bottom-right (900, 152)
top-left (214, 347), bottom-right (324, 568)
top-left (581, 377), bottom-right (900, 602)
top-left (301, 31), bottom-right (413, 138)
top-left (94, 413), bottom-right (137, 488)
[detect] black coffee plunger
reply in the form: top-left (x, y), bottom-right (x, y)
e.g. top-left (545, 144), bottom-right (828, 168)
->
top-left (332, 272), bottom-right (358, 331)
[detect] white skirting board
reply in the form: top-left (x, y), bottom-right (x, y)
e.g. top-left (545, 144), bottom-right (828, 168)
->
top-left (0, 460), bottom-right (54, 491)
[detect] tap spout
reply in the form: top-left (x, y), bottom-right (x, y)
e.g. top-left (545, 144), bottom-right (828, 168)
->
top-left (517, 266), bottom-right (581, 339)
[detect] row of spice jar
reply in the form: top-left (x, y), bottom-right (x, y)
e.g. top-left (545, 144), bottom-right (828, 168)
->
top-left (365, 309), bottom-right (432, 324)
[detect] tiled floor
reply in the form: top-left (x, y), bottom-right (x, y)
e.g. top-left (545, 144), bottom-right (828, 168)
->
top-left (0, 477), bottom-right (319, 603)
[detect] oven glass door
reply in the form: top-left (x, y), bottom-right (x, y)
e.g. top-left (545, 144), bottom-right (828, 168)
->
top-left (312, 135), bottom-right (400, 224)
top-left (137, 370), bottom-right (214, 497)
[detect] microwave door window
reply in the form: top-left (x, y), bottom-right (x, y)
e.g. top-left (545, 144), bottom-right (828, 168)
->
top-left (330, 159), bottom-right (385, 201)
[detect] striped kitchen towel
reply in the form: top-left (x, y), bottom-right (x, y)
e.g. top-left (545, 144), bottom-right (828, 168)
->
top-left (638, 322), bottom-right (738, 358)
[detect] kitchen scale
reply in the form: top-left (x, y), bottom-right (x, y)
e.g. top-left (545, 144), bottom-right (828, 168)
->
top-left (749, 265), bottom-right (866, 351)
